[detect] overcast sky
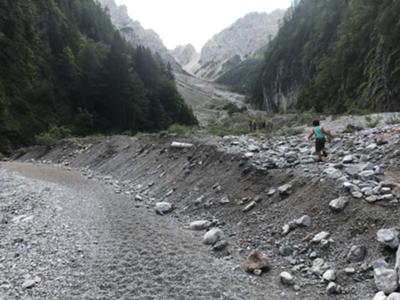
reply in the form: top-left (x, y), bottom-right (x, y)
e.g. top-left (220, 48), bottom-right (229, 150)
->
top-left (115, 0), bottom-right (292, 51)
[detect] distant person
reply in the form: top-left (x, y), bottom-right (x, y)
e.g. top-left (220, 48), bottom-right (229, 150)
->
top-left (308, 120), bottom-right (334, 161)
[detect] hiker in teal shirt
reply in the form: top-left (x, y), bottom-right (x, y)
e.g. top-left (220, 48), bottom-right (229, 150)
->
top-left (308, 120), bottom-right (334, 161)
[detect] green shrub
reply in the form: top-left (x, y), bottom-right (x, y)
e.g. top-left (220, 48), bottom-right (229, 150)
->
top-left (167, 124), bottom-right (194, 135)
top-left (35, 125), bottom-right (71, 146)
top-left (223, 103), bottom-right (247, 116)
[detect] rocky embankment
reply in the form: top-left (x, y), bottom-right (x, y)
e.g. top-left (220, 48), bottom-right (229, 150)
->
top-left (2, 117), bottom-right (400, 299)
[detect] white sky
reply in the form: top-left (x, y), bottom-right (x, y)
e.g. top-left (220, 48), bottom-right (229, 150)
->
top-left (115, 0), bottom-right (292, 51)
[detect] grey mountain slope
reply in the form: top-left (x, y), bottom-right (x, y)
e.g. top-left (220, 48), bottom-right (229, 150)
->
top-left (97, 0), bottom-right (182, 71)
top-left (193, 10), bottom-right (286, 81)
top-left (170, 44), bottom-right (200, 74)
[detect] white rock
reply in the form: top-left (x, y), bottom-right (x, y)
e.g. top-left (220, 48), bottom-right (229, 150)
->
top-left (343, 155), bottom-right (355, 163)
top-left (189, 220), bottom-right (212, 231)
top-left (295, 215), bottom-right (312, 227)
top-left (326, 282), bottom-right (341, 294)
top-left (243, 201), bottom-right (256, 212)
top-left (323, 269), bottom-right (336, 282)
top-left (374, 267), bottom-right (399, 294)
top-left (244, 152), bottom-right (254, 159)
top-left (352, 191), bottom-right (363, 199)
top-left (135, 194), bottom-right (144, 201)
top-left (360, 170), bottom-right (376, 179)
top-left (278, 184), bottom-right (292, 195)
top-left (377, 228), bottom-right (400, 249)
top-left (372, 291), bottom-right (387, 300)
top-left (22, 279), bottom-right (36, 289)
top-left (329, 197), bottom-right (349, 211)
top-left (171, 141), bottom-right (193, 148)
top-left (203, 228), bottom-right (224, 245)
top-left (324, 167), bottom-right (343, 179)
top-left (388, 293), bottom-right (400, 300)
top-left (280, 272), bottom-right (294, 286)
top-left (312, 231), bottom-right (330, 243)
top-left (154, 202), bottom-right (173, 215)
top-left (312, 258), bottom-right (329, 275)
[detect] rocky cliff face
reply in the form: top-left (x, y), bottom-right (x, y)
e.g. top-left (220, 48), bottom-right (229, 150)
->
top-left (170, 44), bottom-right (200, 74)
top-left (97, 0), bottom-right (181, 71)
top-left (194, 10), bottom-right (285, 81)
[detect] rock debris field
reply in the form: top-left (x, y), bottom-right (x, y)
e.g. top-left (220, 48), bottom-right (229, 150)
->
top-left (1, 115), bottom-right (400, 299)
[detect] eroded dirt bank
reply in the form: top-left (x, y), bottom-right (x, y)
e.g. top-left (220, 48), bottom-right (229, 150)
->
top-left (2, 125), bottom-right (400, 299)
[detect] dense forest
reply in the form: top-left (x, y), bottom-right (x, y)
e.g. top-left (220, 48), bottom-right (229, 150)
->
top-left (251, 0), bottom-right (400, 113)
top-left (0, 0), bottom-right (196, 153)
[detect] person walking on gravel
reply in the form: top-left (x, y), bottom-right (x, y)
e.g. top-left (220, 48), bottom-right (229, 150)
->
top-left (308, 120), bottom-right (334, 162)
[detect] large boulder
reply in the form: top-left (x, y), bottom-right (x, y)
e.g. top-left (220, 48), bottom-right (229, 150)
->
top-left (203, 228), bottom-right (224, 245)
top-left (388, 293), bottom-right (400, 300)
top-left (372, 291), bottom-right (387, 300)
top-left (374, 267), bottom-right (399, 294)
top-left (243, 250), bottom-right (271, 273)
top-left (377, 228), bottom-right (399, 249)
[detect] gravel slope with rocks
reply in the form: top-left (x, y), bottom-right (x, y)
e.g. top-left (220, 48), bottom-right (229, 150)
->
top-left (0, 163), bottom-right (289, 300)
top-left (4, 116), bottom-right (400, 299)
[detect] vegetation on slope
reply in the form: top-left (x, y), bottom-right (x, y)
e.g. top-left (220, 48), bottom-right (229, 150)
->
top-left (0, 0), bottom-right (196, 153)
top-left (252, 0), bottom-right (400, 113)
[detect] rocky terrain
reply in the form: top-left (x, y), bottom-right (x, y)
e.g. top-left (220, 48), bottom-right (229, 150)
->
top-left (97, 0), bottom-right (181, 70)
top-left (192, 10), bottom-right (285, 81)
top-left (175, 73), bottom-right (247, 126)
top-left (1, 113), bottom-right (400, 299)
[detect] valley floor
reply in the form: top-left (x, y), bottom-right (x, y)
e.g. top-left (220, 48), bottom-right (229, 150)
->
top-left (1, 114), bottom-right (400, 299)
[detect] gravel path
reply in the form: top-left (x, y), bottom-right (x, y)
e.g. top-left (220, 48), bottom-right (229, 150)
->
top-left (0, 162), bottom-right (287, 300)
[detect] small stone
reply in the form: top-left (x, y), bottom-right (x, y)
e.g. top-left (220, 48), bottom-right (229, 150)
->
top-left (312, 231), bottom-right (330, 243)
top-left (309, 251), bottom-right (317, 259)
top-left (295, 215), bottom-right (312, 227)
top-left (253, 269), bottom-right (263, 276)
top-left (329, 197), bottom-right (349, 212)
top-left (280, 272), bottom-right (294, 286)
top-left (242, 201), bottom-right (256, 212)
top-left (278, 184), bottom-right (292, 196)
top-left (323, 269), bottom-right (336, 282)
top-left (326, 282), bottom-right (341, 294)
top-left (344, 267), bottom-right (356, 275)
top-left (219, 196), bottom-right (230, 204)
top-left (343, 155), bottom-right (355, 163)
top-left (135, 194), bottom-right (144, 201)
top-left (267, 189), bottom-right (276, 196)
top-left (372, 291), bottom-right (387, 300)
top-left (347, 245), bottom-right (367, 262)
top-left (212, 240), bottom-right (228, 251)
top-left (243, 250), bottom-right (271, 273)
top-left (312, 258), bottom-right (329, 275)
top-left (154, 202), bottom-right (173, 215)
top-left (377, 228), bottom-right (399, 249)
top-left (279, 246), bottom-right (293, 257)
top-left (352, 191), bottom-right (363, 199)
top-left (189, 220), bottom-right (212, 231)
top-left (22, 279), bottom-right (36, 289)
top-left (282, 224), bottom-right (291, 236)
top-left (203, 228), bottom-right (224, 245)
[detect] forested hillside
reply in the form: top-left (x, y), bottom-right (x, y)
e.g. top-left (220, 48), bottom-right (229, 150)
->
top-left (252, 0), bottom-right (400, 113)
top-left (0, 0), bottom-right (196, 153)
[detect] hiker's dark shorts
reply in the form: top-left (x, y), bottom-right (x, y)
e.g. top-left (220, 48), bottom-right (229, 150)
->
top-left (315, 138), bottom-right (326, 153)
